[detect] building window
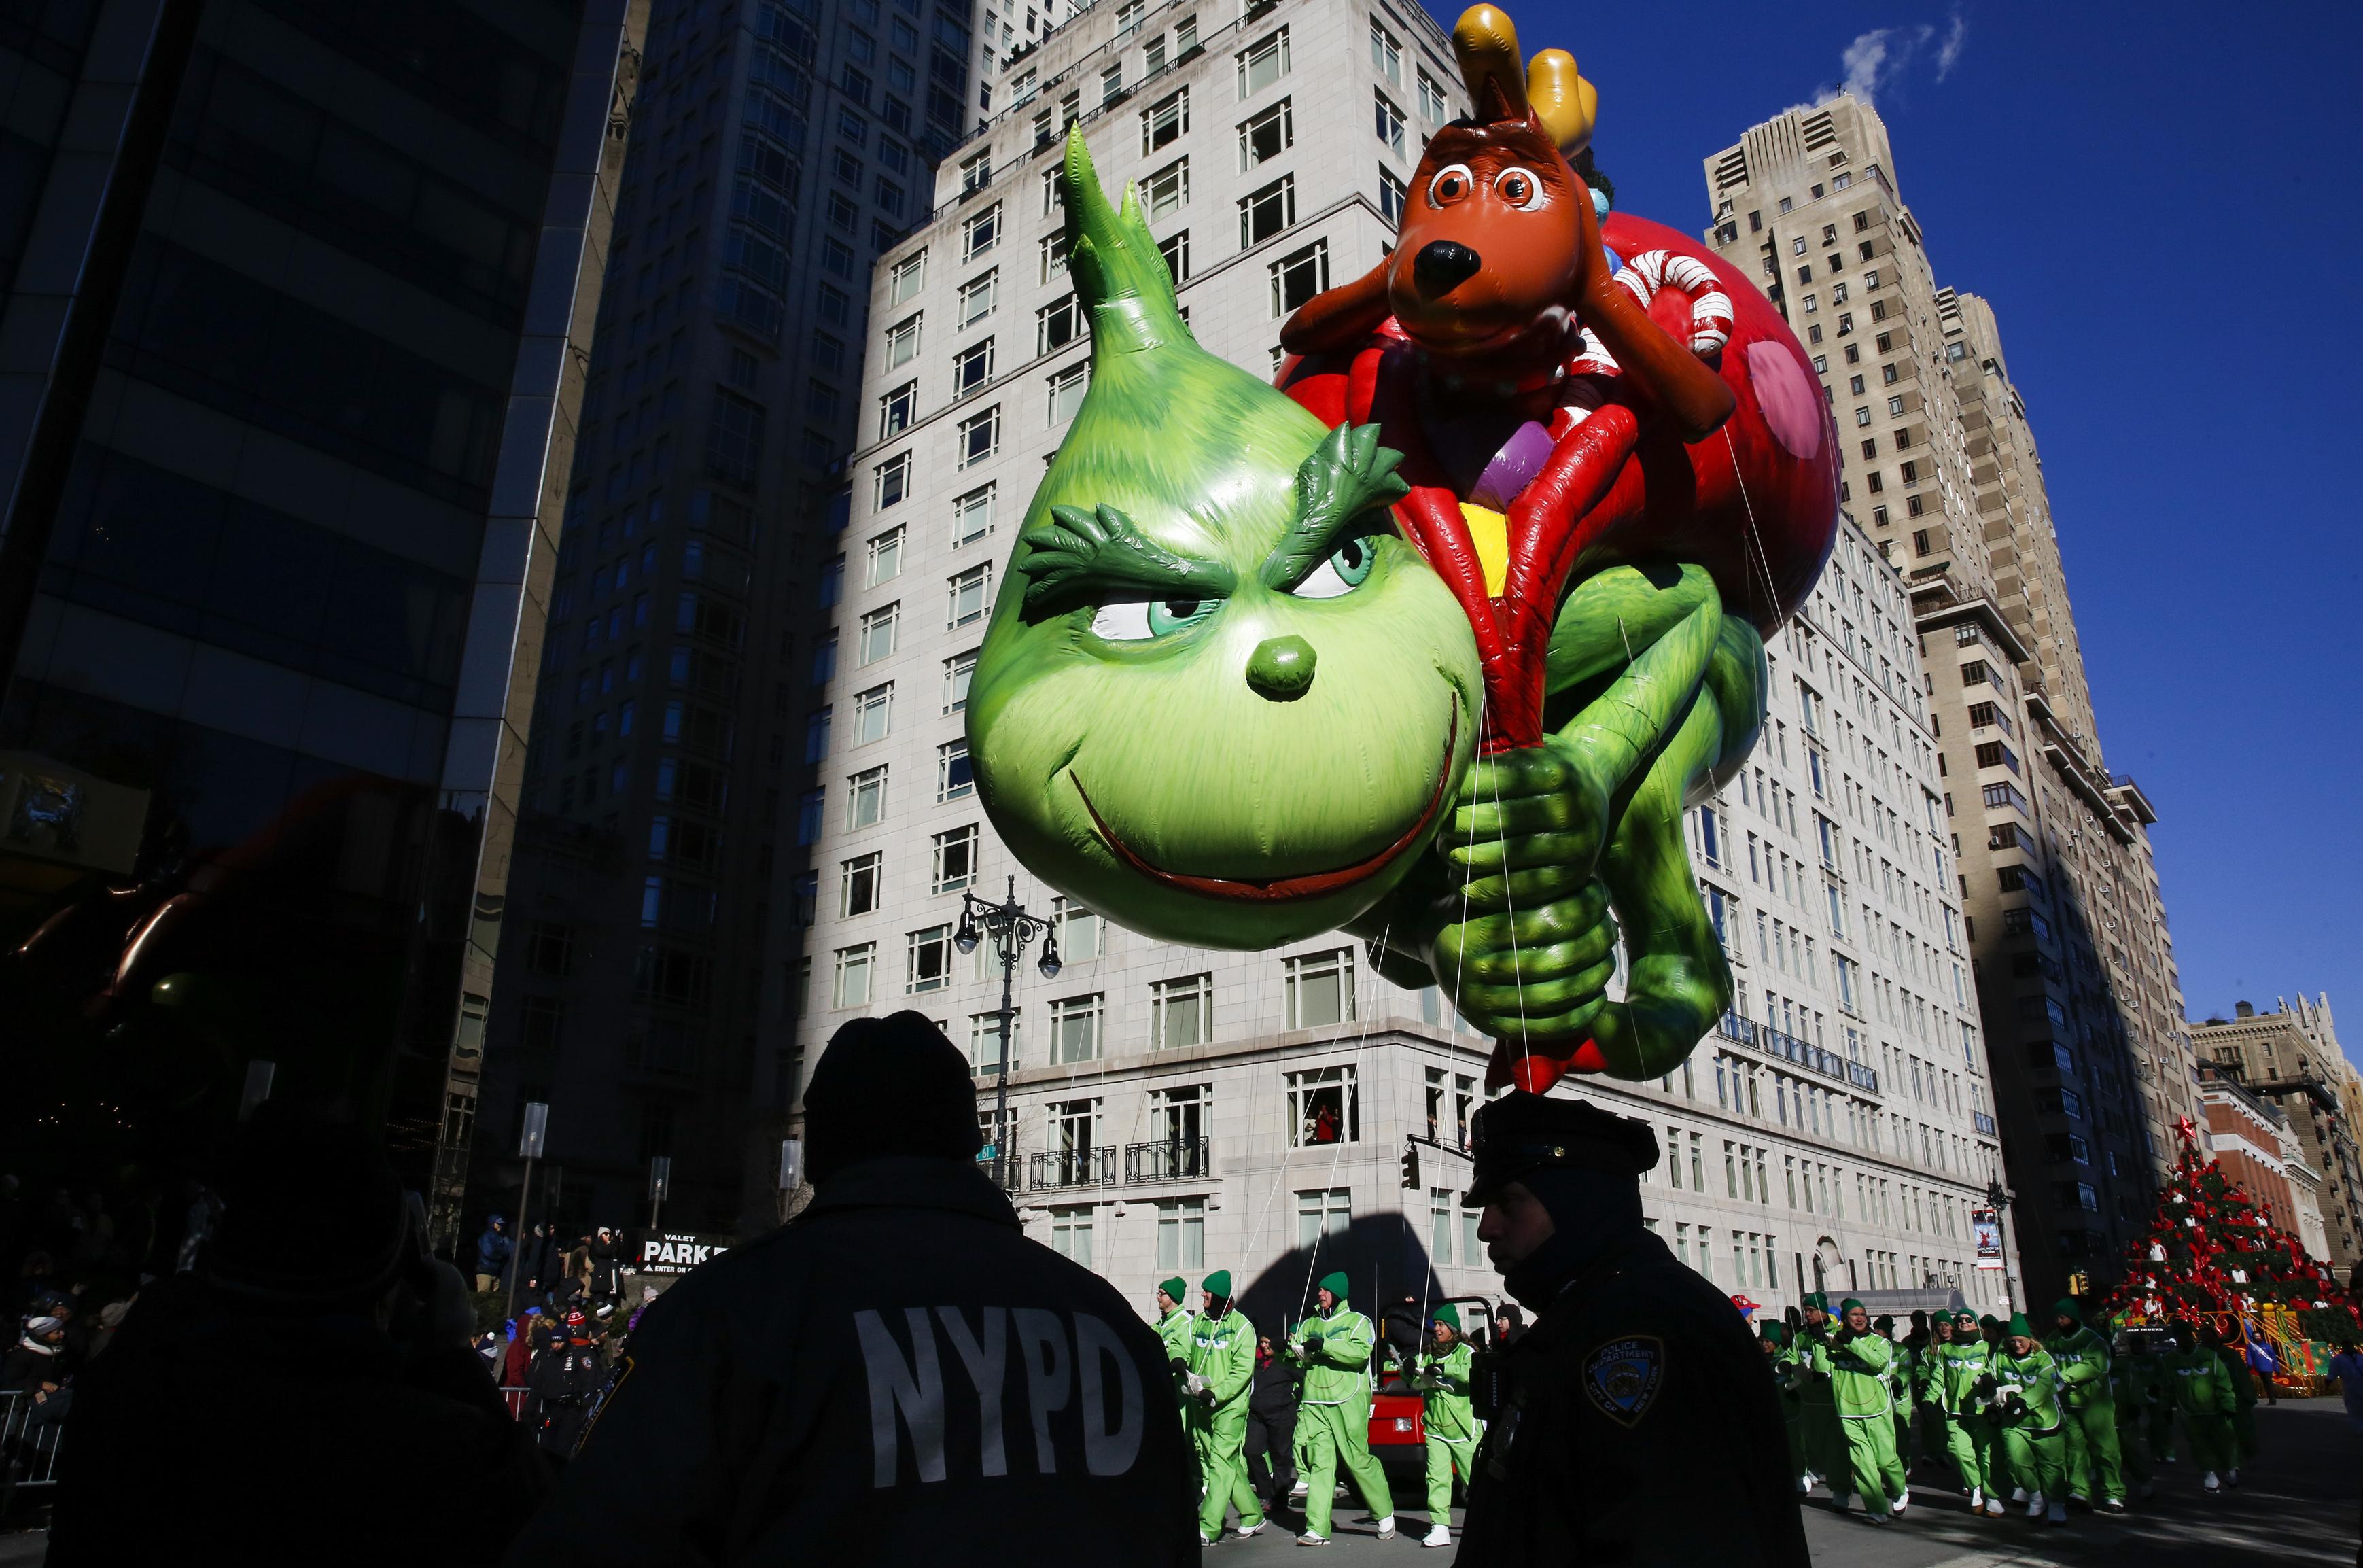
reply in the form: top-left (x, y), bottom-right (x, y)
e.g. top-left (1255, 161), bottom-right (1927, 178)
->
top-left (1295, 1185), bottom-right (1350, 1251)
top-left (1238, 174), bottom-right (1295, 247)
top-left (796, 788), bottom-right (825, 844)
top-left (840, 852), bottom-right (882, 918)
top-left (948, 564), bottom-right (992, 627)
top-left (1416, 69), bottom-right (1450, 122)
top-left (1142, 156), bottom-right (1188, 219)
top-left (846, 765), bottom-right (888, 830)
top-left (1284, 947), bottom-right (1354, 1028)
top-left (1378, 167), bottom-right (1407, 226)
top-left (1373, 90), bottom-right (1406, 157)
top-left (1157, 228), bottom-right (1190, 283)
top-left (1238, 97), bottom-right (1292, 168)
top-left (941, 648), bottom-right (978, 713)
top-left (958, 269), bottom-right (997, 328)
top-left (1141, 86), bottom-right (1189, 154)
top-left (952, 483), bottom-right (995, 546)
top-left (1236, 26), bottom-right (1289, 99)
top-left (1288, 1064), bottom-right (1358, 1145)
top-left (1152, 973), bottom-right (1212, 1048)
top-left (1045, 362), bottom-right (1089, 424)
top-left (1267, 240), bottom-right (1329, 317)
top-left (851, 682), bottom-right (892, 744)
top-left (970, 1009), bottom-right (1022, 1076)
top-left (1049, 994), bottom-right (1104, 1064)
top-left (963, 203), bottom-right (1000, 260)
top-left (907, 925), bottom-right (951, 993)
top-left (1039, 230), bottom-right (1068, 285)
top-left (1055, 898), bottom-right (1102, 961)
top-left (803, 708), bottom-right (833, 765)
top-left (889, 249), bottom-right (926, 304)
top-left (874, 450), bottom-right (912, 509)
top-left (937, 738), bottom-right (974, 801)
top-left (834, 943), bottom-right (876, 1008)
top-left (1048, 1206), bottom-right (1095, 1265)
top-left (886, 313), bottom-right (922, 368)
top-left (1038, 294), bottom-right (1080, 353)
top-left (951, 338), bottom-right (994, 396)
top-left (957, 406), bottom-right (1000, 467)
top-left (1156, 1199), bottom-right (1206, 1271)
top-left (879, 381), bottom-right (918, 439)
top-left (932, 824), bottom-right (979, 894)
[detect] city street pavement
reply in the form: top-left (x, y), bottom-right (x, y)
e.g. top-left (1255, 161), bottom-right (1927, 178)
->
top-left (1193, 1399), bottom-right (2358, 1566)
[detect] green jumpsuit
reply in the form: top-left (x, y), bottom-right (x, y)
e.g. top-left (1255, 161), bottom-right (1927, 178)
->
top-left (1288, 1314), bottom-right (1319, 1483)
top-left (1768, 1334), bottom-right (1808, 1482)
top-left (1814, 1331), bottom-right (1907, 1512)
top-left (2110, 1346), bottom-right (2154, 1490)
top-left (2216, 1342), bottom-right (2259, 1465)
top-left (2163, 1344), bottom-right (2237, 1474)
top-left (1989, 1346), bottom-right (2067, 1502)
top-left (1910, 1339), bottom-right (1947, 1462)
top-left (1156, 1305), bottom-right (1197, 1410)
top-left (1792, 1323), bottom-right (1848, 1486)
top-left (2046, 1322), bottom-right (2122, 1504)
top-left (1418, 1340), bottom-right (1477, 1525)
top-left (1888, 1340), bottom-right (1917, 1466)
top-left (1930, 1335), bottom-right (1995, 1499)
top-left (1187, 1307), bottom-right (1263, 1537)
top-left (1290, 1304), bottom-right (1393, 1536)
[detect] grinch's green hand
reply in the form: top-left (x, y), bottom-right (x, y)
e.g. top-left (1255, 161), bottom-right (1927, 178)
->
top-left (1424, 742), bottom-right (1617, 1041)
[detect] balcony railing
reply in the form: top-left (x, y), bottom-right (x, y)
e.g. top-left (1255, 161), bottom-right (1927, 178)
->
top-left (1125, 1137), bottom-right (1211, 1184)
top-left (1032, 1147), bottom-right (1116, 1191)
top-left (1718, 1010), bottom-right (1880, 1096)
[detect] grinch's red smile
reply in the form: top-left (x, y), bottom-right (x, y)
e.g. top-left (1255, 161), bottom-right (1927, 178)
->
top-left (1070, 703), bottom-right (1459, 902)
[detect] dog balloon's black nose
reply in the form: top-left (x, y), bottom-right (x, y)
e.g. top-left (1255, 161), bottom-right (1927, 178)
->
top-left (1413, 240), bottom-right (1482, 296)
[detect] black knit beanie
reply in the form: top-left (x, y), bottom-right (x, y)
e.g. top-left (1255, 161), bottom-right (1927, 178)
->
top-left (805, 1011), bottom-right (983, 1185)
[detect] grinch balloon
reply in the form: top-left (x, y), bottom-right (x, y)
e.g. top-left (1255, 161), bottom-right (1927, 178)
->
top-left (969, 6), bottom-right (1837, 1094)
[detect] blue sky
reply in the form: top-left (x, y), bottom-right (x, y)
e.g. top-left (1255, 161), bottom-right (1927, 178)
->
top-left (1411, 0), bottom-right (2363, 1057)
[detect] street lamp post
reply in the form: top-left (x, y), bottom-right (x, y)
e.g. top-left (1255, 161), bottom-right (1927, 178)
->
top-left (504, 1102), bottom-right (549, 1327)
top-left (1986, 1176), bottom-right (2022, 1314)
top-left (955, 875), bottom-right (1061, 1192)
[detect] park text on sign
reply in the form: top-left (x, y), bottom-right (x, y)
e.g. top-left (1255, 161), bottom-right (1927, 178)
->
top-left (635, 1230), bottom-right (730, 1274)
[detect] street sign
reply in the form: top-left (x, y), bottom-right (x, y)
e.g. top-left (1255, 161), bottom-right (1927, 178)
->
top-left (777, 1138), bottom-right (803, 1192)
top-left (634, 1230), bottom-right (731, 1274)
top-left (648, 1155), bottom-right (673, 1203)
top-left (520, 1102), bottom-right (549, 1160)
top-left (1972, 1207), bottom-right (2002, 1269)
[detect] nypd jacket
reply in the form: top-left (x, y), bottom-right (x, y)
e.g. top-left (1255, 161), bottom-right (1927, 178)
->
top-left (503, 1157), bottom-right (1195, 1567)
top-left (1456, 1230), bottom-right (1809, 1568)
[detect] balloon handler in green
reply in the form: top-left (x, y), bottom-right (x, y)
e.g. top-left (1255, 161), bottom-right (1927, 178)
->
top-left (1986, 1314), bottom-right (2069, 1525)
top-left (1153, 1276), bottom-right (1195, 1412)
top-left (2163, 1321), bottom-right (2239, 1493)
top-left (1410, 1304), bottom-right (1479, 1548)
top-left (2108, 1329), bottom-right (2160, 1502)
top-left (1287, 1273), bottom-right (1395, 1546)
top-left (1783, 1295), bottom-right (1846, 1495)
top-left (1185, 1272), bottom-right (1265, 1543)
top-left (1813, 1300), bottom-right (1908, 1523)
top-left (1931, 1307), bottom-right (1999, 1514)
top-left (2046, 1297), bottom-right (2125, 1513)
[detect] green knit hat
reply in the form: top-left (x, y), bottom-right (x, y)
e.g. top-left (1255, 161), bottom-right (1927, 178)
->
top-left (1804, 1292), bottom-right (1829, 1312)
top-left (1317, 1271), bottom-right (1348, 1301)
top-left (1979, 1314), bottom-right (2000, 1329)
top-left (1873, 1314), bottom-right (1895, 1331)
top-left (2006, 1312), bottom-right (2033, 1338)
top-left (1431, 1303), bottom-right (1460, 1331)
top-left (2053, 1297), bottom-right (2082, 1323)
top-left (1762, 1321), bottom-right (1791, 1346)
top-left (1839, 1297), bottom-right (1865, 1316)
top-left (1203, 1270), bottom-right (1232, 1299)
top-left (1953, 1308), bottom-right (1978, 1327)
top-left (1158, 1277), bottom-right (1187, 1301)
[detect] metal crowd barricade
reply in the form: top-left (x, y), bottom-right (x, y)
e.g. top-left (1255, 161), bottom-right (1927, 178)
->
top-left (1, 1388), bottom-right (66, 1493)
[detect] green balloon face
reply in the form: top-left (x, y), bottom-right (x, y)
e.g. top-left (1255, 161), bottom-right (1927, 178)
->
top-left (968, 134), bottom-right (1481, 949)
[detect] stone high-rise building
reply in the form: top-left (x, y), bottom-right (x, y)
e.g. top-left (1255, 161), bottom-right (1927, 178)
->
top-left (770, 0), bottom-right (2011, 1323)
top-left (1703, 97), bottom-right (2198, 1301)
top-left (2192, 995), bottom-right (2360, 1268)
top-left (468, 0), bottom-right (994, 1239)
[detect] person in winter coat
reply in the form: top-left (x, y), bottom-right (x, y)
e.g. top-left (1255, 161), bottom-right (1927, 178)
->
top-left (1244, 1334), bottom-right (1299, 1518)
top-left (1929, 1309), bottom-right (1998, 1512)
top-left (1288, 1272), bottom-right (1394, 1546)
top-left (45, 1107), bottom-right (547, 1566)
top-left (4, 1314), bottom-right (69, 1389)
top-left (2046, 1298), bottom-right (2123, 1512)
top-left (1185, 1271), bottom-right (1263, 1543)
top-left (1987, 1314), bottom-right (2068, 1524)
top-left (474, 1217), bottom-right (514, 1293)
top-left (2164, 1322), bottom-right (2239, 1492)
top-left (2110, 1330), bottom-right (2160, 1501)
top-left (584, 1229), bottom-right (623, 1314)
top-left (1415, 1304), bottom-right (1478, 1548)
top-left (504, 1314), bottom-right (538, 1389)
top-left (1153, 1277), bottom-right (1195, 1416)
top-left (2211, 1323), bottom-right (2260, 1466)
top-left (1787, 1295), bottom-right (1846, 1495)
top-left (502, 1011), bottom-right (1197, 1567)
top-left (525, 1325), bottom-right (608, 1458)
top-left (1762, 1323), bottom-right (1806, 1487)
top-left (1814, 1300), bottom-right (1907, 1522)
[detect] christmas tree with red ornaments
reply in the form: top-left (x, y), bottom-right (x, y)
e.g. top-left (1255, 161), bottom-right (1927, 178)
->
top-left (2102, 1117), bottom-right (2361, 1342)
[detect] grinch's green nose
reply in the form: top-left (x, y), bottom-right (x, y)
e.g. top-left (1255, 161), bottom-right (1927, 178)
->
top-left (1246, 635), bottom-right (1316, 700)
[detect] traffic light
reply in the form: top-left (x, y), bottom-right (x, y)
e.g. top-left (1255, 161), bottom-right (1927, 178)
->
top-left (2067, 1270), bottom-right (2090, 1297)
top-left (1401, 1137), bottom-right (1420, 1191)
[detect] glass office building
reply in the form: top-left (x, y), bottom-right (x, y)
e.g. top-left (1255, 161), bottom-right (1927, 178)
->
top-left (0, 0), bottom-right (644, 1244)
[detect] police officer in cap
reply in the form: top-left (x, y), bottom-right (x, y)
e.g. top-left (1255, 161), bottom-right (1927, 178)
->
top-left (506, 1012), bottom-right (1196, 1565)
top-left (1455, 1092), bottom-right (1809, 1566)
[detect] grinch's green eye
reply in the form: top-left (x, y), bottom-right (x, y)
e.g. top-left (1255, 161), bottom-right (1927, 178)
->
top-left (1090, 597), bottom-right (1220, 641)
top-left (1289, 536), bottom-right (1378, 600)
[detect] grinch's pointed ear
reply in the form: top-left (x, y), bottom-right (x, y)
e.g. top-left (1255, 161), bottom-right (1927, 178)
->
top-left (1059, 128), bottom-right (1188, 356)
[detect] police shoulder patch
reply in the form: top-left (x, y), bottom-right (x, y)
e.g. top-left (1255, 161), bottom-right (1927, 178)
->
top-left (1581, 1335), bottom-right (1665, 1427)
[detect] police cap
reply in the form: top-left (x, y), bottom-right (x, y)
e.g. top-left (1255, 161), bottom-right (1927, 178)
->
top-left (1461, 1092), bottom-right (1659, 1204)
